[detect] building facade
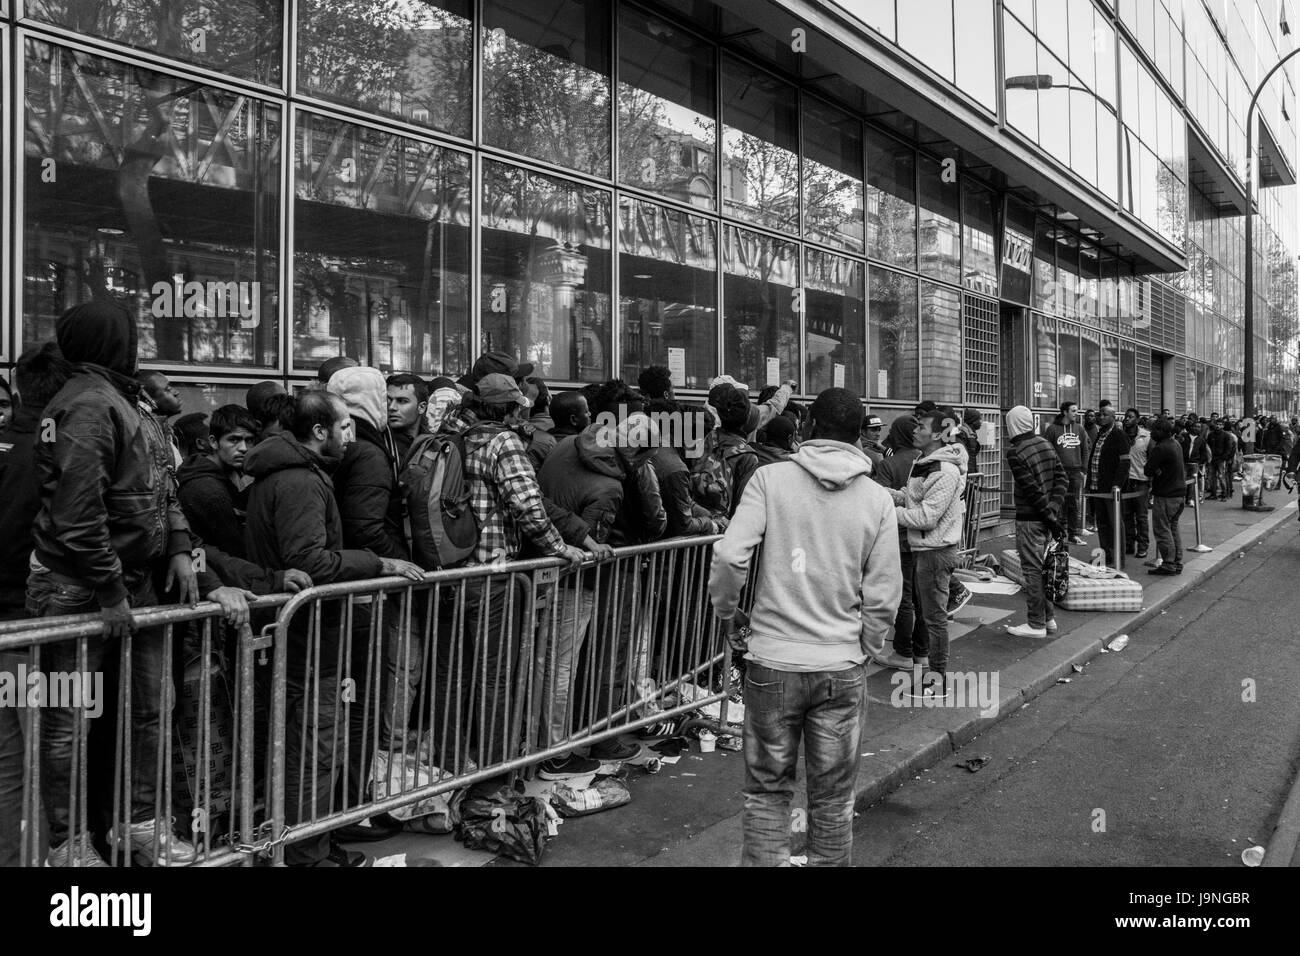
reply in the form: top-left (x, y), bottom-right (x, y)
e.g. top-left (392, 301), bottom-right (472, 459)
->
top-left (2, 1), bottom-right (1298, 482)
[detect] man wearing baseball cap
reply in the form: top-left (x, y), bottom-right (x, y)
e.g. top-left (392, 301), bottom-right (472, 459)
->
top-left (860, 414), bottom-right (885, 470)
top-left (471, 350), bottom-right (534, 384)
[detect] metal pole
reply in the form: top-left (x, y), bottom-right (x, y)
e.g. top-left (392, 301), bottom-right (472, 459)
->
top-left (1190, 469), bottom-right (1213, 553)
top-left (1113, 486), bottom-right (1124, 572)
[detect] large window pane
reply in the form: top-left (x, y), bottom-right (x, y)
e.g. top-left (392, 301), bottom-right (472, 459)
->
top-left (617, 7), bottom-right (716, 208)
top-left (805, 249), bottom-right (865, 395)
top-left (481, 161), bottom-right (611, 382)
top-left (1038, 47), bottom-right (1071, 165)
top-left (962, 181), bottom-right (998, 295)
top-left (1000, 196), bottom-right (1035, 304)
top-left (803, 97), bottom-right (864, 253)
top-left (1058, 323), bottom-right (1081, 406)
top-left (722, 226), bottom-right (798, 386)
top-left (1119, 341), bottom-right (1136, 410)
top-left (26, 0), bottom-right (282, 85)
top-left (869, 267), bottom-right (918, 400)
top-left (866, 128), bottom-right (916, 268)
top-left (920, 282), bottom-right (961, 403)
top-left (1080, 327), bottom-right (1102, 408)
top-left (898, 0), bottom-right (953, 81)
top-left (1004, 11), bottom-right (1039, 140)
top-left (954, 0), bottom-right (997, 110)
top-left (1032, 313), bottom-right (1058, 407)
top-left (293, 113), bottom-right (470, 375)
top-left (721, 56), bottom-right (798, 231)
top-left (918, 155), bottom-right (961, 283)
top-left (482, 0), bottom-right (610, 176)
top-left (619, 199), bottom-right (716, 389)
top-left (297, 0), bottom-right (472, 138)
top-left (1033, 218), bottom-right (1056, 313)
top-left (23, 41), bottom-right (280, 367)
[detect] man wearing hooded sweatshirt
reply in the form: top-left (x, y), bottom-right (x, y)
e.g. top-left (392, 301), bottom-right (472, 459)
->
top-left (1043, 401), bottom-right (1090, 544)
top-left (1005, 405), bottom-right (1068, 638)
top-left (244, 390), bottom-right (422, 866)
top-left (886, 408), bottom-right (966, 683)
top-left (874, 417), bottom-right (926, 670)
top-left (27, 301), bottom-right (242, 867)
top-left (710, 388), bottom-right (900, 867)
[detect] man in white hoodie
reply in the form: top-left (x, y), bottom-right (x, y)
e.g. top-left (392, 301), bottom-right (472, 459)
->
top-left (887, 408), bottom-right (966, 685)
top-left (709, 388), bottom-right (901, 867)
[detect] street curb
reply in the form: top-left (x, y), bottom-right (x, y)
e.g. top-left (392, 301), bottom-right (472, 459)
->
top-left (852, 501), bottom-right (1299, 815)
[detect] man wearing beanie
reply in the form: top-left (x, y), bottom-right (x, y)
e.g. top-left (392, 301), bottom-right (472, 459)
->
top-left (30, 300), bottom-right (244, 866)
top-left (1005, 405), bottom-right (1067, 639)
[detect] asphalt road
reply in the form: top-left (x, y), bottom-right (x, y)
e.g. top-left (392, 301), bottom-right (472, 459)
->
top-left (852, 520), bottom-right (1300, 866)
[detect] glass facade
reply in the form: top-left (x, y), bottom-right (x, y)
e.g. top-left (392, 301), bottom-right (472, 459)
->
top-left (0, 0), bottom-right (1296, 422)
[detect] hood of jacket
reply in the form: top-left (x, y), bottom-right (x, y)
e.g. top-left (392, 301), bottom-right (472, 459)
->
top-left (177, 453), bottom-right (229, 490)
top-left (56, 300), bottom-right (138, 376)
top-left (574, 416), bottom-right (658, 479)
top-left (790, 439), bottom-right (873, 490)
top-left (242, 432), bottom-right (329, 480)
top-left (885, 417), bottom-right (917, 453)
top-left (328, 366), bottom-right (387, 430)
top-left (915, 443), bottom-right (968, 470)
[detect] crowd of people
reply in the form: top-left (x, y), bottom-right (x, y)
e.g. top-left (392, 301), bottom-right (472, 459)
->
top-left (2, 298), bottom-right (1298, 868)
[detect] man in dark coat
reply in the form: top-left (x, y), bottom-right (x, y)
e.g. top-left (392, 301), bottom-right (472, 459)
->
top-left (1085, 406), bottom-right (1131, 568)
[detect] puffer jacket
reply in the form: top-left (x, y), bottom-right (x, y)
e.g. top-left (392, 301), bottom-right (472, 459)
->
top-left (32, 304), bottom-right (192, 608)
top-left (177, 454), bottom-right (249, 560)
top-left (894, 443), bottom-right (966, 551)
top-left (647, 446), bottom-right (716, 537)
top-left (243, 432), bottom-right (382, 585)
top-left (332, 417), bottom-right (408, 560)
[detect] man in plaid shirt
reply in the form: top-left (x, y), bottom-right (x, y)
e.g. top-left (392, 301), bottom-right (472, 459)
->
top-left (439, 373), bottom-right (583, 767)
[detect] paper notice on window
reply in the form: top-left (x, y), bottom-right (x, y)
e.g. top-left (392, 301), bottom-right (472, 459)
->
top-left (876, 370), bottom-right (889, 397)
top-left (833, 363), bottom-right (845, 389)
top-left (667, 347), bottom-right (686, 388)
top-left (766, 357), bottom-right (780, 387)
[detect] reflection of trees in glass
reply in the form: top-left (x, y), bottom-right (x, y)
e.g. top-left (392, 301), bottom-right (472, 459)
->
top-left (298, 0), bottom-right (471, 137)
top-left (482, 26), bottom-right (610, 176)
top-left (25, 38), bottom-right (279, 363)
top-left (869, 269), bottom-right (918, 400)
top-left (28, 0), bottom-right (282, 83)
top-left (724, 228), bottom-right (797, 384)
top-left (482, 163), bottom-right (610, 381)
top-left (617, 90), bottom-right (716, 207)
top-left (294, 117), bottom-right (470, 372)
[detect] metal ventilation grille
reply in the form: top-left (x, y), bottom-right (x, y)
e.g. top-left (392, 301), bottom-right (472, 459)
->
top-left (963, 293), bottom-right (1000, 407)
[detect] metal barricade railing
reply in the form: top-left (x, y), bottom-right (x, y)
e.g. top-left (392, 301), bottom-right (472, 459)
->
top-left (259, 534), bottom-right (737, 866)
top-left (0, 595), bottom-right (292, 867)
top-left (958, 479), bottom-right (999, 570)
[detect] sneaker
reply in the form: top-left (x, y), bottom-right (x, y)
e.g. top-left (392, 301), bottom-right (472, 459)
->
top-left (912, 656), bottom-right (930, 670)
top-left (1148, 565), bottom-right (1179, 576)
top-left (1005, 623), bottom-right (1048, 639)
top-left (921, 675), bottom-right (953, 700)
top-left (110, 818), bottom-right (198, 866)
top-left (880, 650), bottom-right (915, 670)
top-left (587, 739), bottom-right (639, 762)
top-left (1045, 619), bottom-right (1058, 633)
top-left (538, 754), bottom-right (602, 780)
top-left (1069, 535), bottom-right (1088, 546)
top-left (946, 582), bottom-right (973, 619)
top-left (46, 834), bottom-right (110, 868)
top-left (1134, 549), bottom-right (1148, 559)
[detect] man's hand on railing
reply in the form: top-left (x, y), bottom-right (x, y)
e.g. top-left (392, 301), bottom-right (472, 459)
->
top-left (379, 558), bottom-right (425, 581)
top-left (101, 599), bottom-right (136, 640)
top-left (282, 569), bottom-right (313, 592)
top-left (166, 552), bottom-right (200, 605)
top-left (712, 515), bottom-right (729, 533)
top-left (582, 537), bottom-right (615, 562)
top-left (559, 544), bottom-right (586, 569)
top-left (205, 586), bottom-right (258, 628)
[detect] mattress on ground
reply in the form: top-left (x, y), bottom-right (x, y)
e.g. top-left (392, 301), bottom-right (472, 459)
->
top-left (999, 549), bottom-right (1143, 613)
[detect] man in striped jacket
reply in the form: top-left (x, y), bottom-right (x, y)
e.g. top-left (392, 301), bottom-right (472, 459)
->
top-left (1004, 405), bottom-right (1067, 639)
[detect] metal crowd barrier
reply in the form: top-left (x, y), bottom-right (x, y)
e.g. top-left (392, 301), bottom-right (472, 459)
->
top-left (0, 535), bottom-right (748, 867)
top-left (0, 595), bottom-right (292, 867)
top-left (958, 479), bottom-right (999, 570)
top-left (1081, 470), bottom-right (1213, 572)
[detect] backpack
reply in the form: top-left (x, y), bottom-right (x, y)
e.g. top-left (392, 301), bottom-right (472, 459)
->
top-left (398, 427), bottom-right (483, 569)
top-left (689, 432), bottom-right (756, 518)
top-left (1043, 534), bottom-right (1070, 603)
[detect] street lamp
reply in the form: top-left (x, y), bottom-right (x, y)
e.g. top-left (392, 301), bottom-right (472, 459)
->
top-left (1244, 47), bottom-right (1300, 417)
top-left (1004, 74), bottom-right (1134, 212)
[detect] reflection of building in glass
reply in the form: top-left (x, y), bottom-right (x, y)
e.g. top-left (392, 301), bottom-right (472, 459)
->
top-left (1, 0), bottom-right (1297, 438)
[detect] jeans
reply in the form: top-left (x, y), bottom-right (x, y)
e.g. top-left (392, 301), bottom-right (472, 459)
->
top-left (1124, 480), bottom-right (1150, 552)
top-left (534, 585), bottom-right (595, 750)
top-left (1209, 459), bottom-right (1232, 498)
top-left (742, 662), bottom-right (865, 867)
top-left (26, 567), bottom-right (164, 847)
top-left (912, 547), bottom-right (957, 673)
top-left (1014, 521), bottom-right (1054, 629)
top-left (1151, 496), bottom-right (1185, 567)
top-left (891, 547), bottom-right (929, 660)
top-left (0, 650), bottom-right (30, 866)
top-left (1064, 470), bottom-right (1085, 538)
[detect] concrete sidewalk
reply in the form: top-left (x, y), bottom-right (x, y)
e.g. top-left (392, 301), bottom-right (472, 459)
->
top-left (347, 492), bottom-right (1300, 867)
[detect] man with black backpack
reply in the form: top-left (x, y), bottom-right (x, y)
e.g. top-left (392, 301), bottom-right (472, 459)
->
top-left (692, 383), bottom-right (760, 521)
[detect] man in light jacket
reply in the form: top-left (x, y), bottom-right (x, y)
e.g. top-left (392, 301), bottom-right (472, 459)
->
top-left (709, 388), bottom-right (901, 867)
